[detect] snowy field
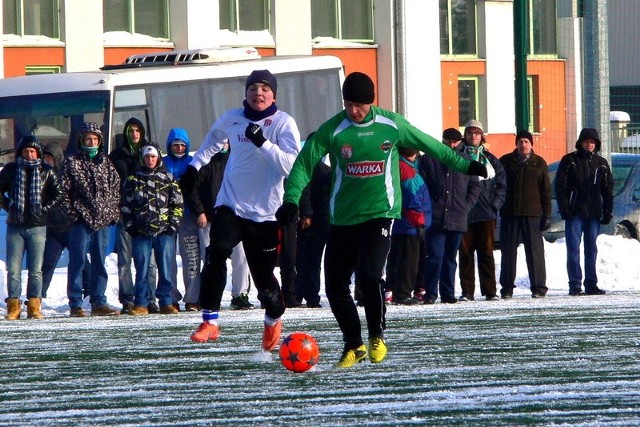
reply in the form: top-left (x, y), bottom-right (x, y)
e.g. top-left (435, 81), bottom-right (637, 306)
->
top-left (1, 234), bottom-right (640, 425)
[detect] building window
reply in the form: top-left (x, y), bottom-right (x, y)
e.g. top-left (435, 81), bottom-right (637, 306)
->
top-left (3, 0), bottom-right (59, 38)
top-left (527, 76), bottom-right (540, 132)
top-left (219, 0), bottom-right (269, 32)
top-left (458, 77), bottom-right (479, 128)
top-left (440, 0), bottom-right (477, 56)
top-left (25, 66), bottom-right (61, 76)
top-left (529, 0), bottom-right (557, 55)
top-left (103, 0), bottom-right (169, 39)
top-left (311, 0), bottom-right (374, 42)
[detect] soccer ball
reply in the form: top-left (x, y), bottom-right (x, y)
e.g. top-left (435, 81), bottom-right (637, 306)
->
top-left (279, 332), bottom-right (319, 373)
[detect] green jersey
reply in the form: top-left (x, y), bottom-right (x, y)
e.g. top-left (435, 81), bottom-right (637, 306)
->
top-left (284, 105), bottom-right (471, 226)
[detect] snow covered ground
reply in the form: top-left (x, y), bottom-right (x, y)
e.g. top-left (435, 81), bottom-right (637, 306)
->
top-left (1, 235), bottom-right (640, 426)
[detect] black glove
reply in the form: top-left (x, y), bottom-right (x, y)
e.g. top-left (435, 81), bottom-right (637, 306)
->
top-left (467, 160), bottom-right (488, 178)
top-left (540, 216), bottom-right (551, 231)
top-left (560, 210), bottom-right (572, 221)
top-left (600, 213), bottom-right (612, 225)
top-left (245, 123), bottom-right (266, 148)
top-left (275, 202), bottom-right (299, 225)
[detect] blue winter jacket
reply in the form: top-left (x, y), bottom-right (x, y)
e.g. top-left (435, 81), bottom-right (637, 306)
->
top-left (392, 156), bottom-right (432, 235)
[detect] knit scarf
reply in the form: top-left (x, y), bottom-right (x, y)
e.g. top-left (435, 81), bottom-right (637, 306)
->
top-left (243, 100), bottom-right (278, 121)
top-left (13, 157), bottom-right (42, 223)
top-left (465, 145), bottom-right (495, 180)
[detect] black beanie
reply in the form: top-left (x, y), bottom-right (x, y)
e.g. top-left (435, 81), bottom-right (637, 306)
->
top-left (443, 128), bottom-right (462, 141)
top-left (342, 72), bottom-right (375, 104)
top-left (515, 130), bottom-right (534, 145)
top-left (246, 69), bottom-right (277, 96)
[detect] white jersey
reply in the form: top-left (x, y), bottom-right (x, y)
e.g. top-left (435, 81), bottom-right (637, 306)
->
top-left (190, 107), bottom-right (301, 222)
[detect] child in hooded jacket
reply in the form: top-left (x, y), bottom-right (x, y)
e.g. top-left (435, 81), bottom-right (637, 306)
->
top-left (121, 142), bottom-right (184, 315)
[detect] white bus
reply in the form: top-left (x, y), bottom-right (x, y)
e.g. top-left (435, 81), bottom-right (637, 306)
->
top-left (0, 47), bottom-right (345, 165)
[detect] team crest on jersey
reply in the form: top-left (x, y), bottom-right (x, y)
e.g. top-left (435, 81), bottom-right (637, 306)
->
top-left (346, 161), bottom-right (384, 177)
top-left (263, 119), bottom-right (272, 127)
top-left (340, 145), bottom-right (353, 159)
top-left (380, 141), bottom-right (392, 152)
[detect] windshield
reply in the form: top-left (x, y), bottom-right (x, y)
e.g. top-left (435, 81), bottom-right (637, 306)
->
top-left (0, 90), bottom-right (110, 167)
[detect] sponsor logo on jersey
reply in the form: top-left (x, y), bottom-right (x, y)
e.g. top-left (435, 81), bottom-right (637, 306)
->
top-left (346, 161), bottom-right (384, 177)
top-left (380, 140), bottom-right (392, 152)
top-left (341, 145), bottom-right (353, 159)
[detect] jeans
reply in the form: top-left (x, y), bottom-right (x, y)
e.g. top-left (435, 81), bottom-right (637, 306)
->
top-left (67, 224), bottom-right (109, 308)
top-left (423, 227), bottom-right (463, 301)
top-left (132, 233), bottom-right (176, 307)
top-left (565, 216), bottom-right (600, 292)
top-left (116, 221), bottom-right (157, 306)
top-left (41, 229), bottom-right (91, 298)
top-left (5, 224), bottom-right (46, 299)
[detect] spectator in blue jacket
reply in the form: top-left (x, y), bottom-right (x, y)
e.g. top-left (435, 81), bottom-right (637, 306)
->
top-left (458, 120), bottom-right (507, 301)
top-left (385, 146), bottom-right (432, 305)
top-left (163, 128), bottom-right (193, 309)
top-left (420, 128), bottom-right (480, 304)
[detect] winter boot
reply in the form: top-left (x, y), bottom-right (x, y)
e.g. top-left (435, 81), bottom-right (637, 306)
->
top-left (4, 298), bottom-right (21, 320)
top-left (26, 298), bottom-right (43, 320)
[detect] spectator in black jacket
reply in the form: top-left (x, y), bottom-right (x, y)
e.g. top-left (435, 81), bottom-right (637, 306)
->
top-left (1, 135), bottom-right (62, 320)
top-left (555, 128), bottom-right (613, 296)
top-left (180, 142), bottom-right (254, 310)
top-left (420, 129), bottom-right (480, 304)
top-left (499, 130), bottom-right (552, 298)
top-left (294, 158), bottom-right (331, 308)
top-left (109, 117), bottom-right (157, 314)
top-left (457, 121), bottom-right (507, 301)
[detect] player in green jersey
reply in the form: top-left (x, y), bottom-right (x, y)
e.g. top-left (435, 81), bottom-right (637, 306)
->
top-left (277, 72), bottom-right (487, 367)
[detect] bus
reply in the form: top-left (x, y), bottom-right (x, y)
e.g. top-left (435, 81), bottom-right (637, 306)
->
top-left (0, 47), bottom-right (345, 259)
top-left (0, 47), bottom-right (345, 166)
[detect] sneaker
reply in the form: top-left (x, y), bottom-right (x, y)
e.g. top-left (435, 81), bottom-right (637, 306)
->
top-left (569, 290), bottom-right (585, 296)
top-left (120, 303), bottom-right (134, 315)
top-left (306, 302), bottom-right (322, 308)
top-left (185, 303), bottom-right (201, 312)
top-left (441, 297), bottom-right (458, 304)
top-left (501, 293), bottom-right (513, 300)
top-left (369, 337), bottom-right (387, 363)
top-left (336, 344), bottom-right (367, 368)
top-left (486, 295), bottom-right (500, 301)
top-left (458, 294), bottom-right (475, 301)
top-left (91, 305), bottom-right (119, 316)
top-left (230, 294), bottom-right (255, 310)
top-left (531, 292), bottom-right (546, 298)
top-left (131, 305), bottom-right (149, 316)
top-left (147, 302), bottom-right (160, 314)
top-left (384, 290), bottom-right (393, 303)
top-left (160, 305), bottom-right (179, 315)
top-left (69, 307), bottom-right (86, 318)
top-left (190, 322), bottom-right (220, 343)
top-left (412, 288), bottom-right (426, 300)
top-left (262, 320), bottom-right (282, 351)
top-left (585, 287), bottom-right (606, 295)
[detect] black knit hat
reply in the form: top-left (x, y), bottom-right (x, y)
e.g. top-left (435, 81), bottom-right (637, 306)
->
top-left (246, 69), bottom-right (277, 96)
top-left (443, 128), bottom-right (463, 141)
top-left (576, 128), bottom-right (601, 151)
top-left (17, 135), bottom-right (43, 159)
top-left (342, 72), bottom-right (375, 104)
top-left (515, 130), bottom-right (534, 145)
